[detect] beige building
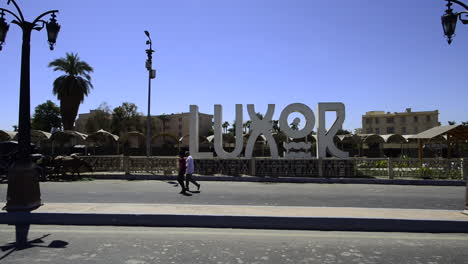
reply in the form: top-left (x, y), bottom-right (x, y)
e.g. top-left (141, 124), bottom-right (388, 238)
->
top-left (75, 111), bottom-right (213, 146)
top-left (362, 108), bottom-right (440, 135)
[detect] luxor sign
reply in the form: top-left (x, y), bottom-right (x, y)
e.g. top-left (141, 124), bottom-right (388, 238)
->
top-left (189, 103), bottom-right (349, 159)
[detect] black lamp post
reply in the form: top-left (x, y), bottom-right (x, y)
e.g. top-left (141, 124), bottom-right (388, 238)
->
top-left (0, 0), bottom-right (59, 247)
top-left (144, 30), bottom-right (155, 157)
top-left (0, 0), bottom-right (59, 211)
top-left (442, 1), bottom-right (468, 214)
top-left (442, 0), bottom-right (468, 44)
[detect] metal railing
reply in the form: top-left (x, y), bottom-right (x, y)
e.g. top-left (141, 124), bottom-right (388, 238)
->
top-left (78, 156), bottom-right (467, 180)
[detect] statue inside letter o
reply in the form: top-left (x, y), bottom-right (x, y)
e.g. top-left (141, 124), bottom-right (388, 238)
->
top-left (279, 103), bottom-right (315, 139)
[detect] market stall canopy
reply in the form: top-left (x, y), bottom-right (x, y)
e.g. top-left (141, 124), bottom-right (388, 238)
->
top-left (380, 134), bottom-right (407, 144)
top-left (118, 131), bottom-right (145, 148)
top-left (13, 129), bottom-right (51, 142)
top-left (50, 130), bottom-right (88, 144)
top-left (357, 134), bottom-right (385, 144)
top-left (410, 125), bottom-right (468, 141)
top-left (337, 134), bottom-right (362, 144)
top-left (0, 130), bottom-right (17, 142)
top-left (86, 129), bottom-right (119, 143)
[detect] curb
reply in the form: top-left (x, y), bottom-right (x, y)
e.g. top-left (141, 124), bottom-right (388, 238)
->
top-left (87, 174), bottom-right (467, 186)
top-left (2, 212), bottom-right (468, 233)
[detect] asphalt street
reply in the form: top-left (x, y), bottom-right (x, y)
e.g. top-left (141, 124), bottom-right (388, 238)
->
top-left (0, 180), bottom-right (464, 210)
top-left (1, 225), bottom-right (468, 264)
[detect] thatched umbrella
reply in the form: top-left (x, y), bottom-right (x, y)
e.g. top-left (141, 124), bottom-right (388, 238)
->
top-left (13, 129), bottom-right (51, 145)
top-left (86, 129), bottom-right (120, 154)
top-left (0, 130), bottom-right (17, 142)
top-left (50, 130), bottom-right (88, 155)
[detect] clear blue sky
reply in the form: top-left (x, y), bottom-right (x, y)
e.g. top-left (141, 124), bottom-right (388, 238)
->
top-left (1, 0), bottom-right (467, 132)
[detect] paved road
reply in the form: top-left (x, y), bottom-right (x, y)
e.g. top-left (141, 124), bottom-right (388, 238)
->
top-left (1, 226), bottom-right (468, 264)
top-left (0, 180), bottom-right (464, 209)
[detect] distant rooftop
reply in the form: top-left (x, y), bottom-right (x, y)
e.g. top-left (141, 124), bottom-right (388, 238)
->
top-left (364, 108), bottom-right (438, 116)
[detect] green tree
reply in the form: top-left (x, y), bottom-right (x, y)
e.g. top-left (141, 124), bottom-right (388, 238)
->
top-left (31, 100), bottom-right (62, 132)
top-left (448, 121), bottom-right (457, 125)
top-left (228, 120), bottom-right (237, 134)
top-left (222, 121), bottom-right (229, 134)
top-left (271, 120), bottom-right (279, 132)
top-left (336, 129), bottom-right (352, 135)
top-left (245, 120), bottom-right (252, 134)
top-left (256, 112), bottom-right (264, 120)
top-left (48, 52), bottom-right (94, 130)
top-left (85, 102), bottom-right (112, 133)
top-left (111, 102), bottom-right (143, 135)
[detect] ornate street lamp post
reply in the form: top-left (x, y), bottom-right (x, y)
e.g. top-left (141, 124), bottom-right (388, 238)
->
top-left (144, 30), bottom-right (156, 157)
top-left (0, 0), bottom-right (60, 245)
top-left (441, 1), bottom-right (468, 214)
top-left (441, 0), bottom-right (468, 44)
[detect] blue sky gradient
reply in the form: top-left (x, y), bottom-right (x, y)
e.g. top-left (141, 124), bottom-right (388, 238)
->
top-left (0, 0), bottom-right (467, 132)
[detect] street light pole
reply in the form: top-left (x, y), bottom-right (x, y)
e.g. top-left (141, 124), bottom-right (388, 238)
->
top-left (144, 30), bottom-right (155, 157)
top-left (441, 1), bottom-right (468, 214)
top-left (0, 0), bottom-right (60, 246)
top-left (441, 0), bottom-right (468, 44)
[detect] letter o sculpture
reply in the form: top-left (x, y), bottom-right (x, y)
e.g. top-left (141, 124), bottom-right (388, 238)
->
top-left (279, 103), bottom-right (315, 139)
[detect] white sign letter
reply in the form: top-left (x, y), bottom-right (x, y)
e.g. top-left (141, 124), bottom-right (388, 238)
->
top-left (245, 104), bottom-right (278, 159)
top-left (189, 105), bottom-right (213, 158)
top-left (316, 103), bottom-right (349, 159)
top-left (214, 104), bottom-right (244, 158)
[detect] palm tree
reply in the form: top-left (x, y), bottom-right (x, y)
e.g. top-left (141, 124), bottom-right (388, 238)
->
top-left (48, 52), bottom-right (94, 130)
top-left (245, 120), bottom-right (252, 134)
top-left (222, 121), bottom-right (229, 134)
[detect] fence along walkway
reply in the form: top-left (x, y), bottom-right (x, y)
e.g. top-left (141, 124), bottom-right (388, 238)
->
top-left (80, 156), bottom-right (468, 179)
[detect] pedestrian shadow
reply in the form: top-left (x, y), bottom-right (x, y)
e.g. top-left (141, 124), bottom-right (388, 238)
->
top-left (166, 181), bottom-right (181, 188)
top-left (188, 190), bottom-right (201, 194)
top-left (0, 234), bottom-right (69, 261)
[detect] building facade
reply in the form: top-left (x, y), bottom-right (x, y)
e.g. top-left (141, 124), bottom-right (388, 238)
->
top-left (75, 111), bottom-right (213, 147)
top-left (362, 108), bottom-right (440, 135)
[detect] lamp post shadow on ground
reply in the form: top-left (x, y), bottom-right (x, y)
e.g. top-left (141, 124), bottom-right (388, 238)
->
top-left (0, 0), bottom-right (60, 246)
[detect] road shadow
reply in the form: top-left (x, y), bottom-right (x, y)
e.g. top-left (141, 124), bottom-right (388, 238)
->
top-left (0, 234), bottom-right (69, 261)
top-left (166, 181), bottom-right (179, 187)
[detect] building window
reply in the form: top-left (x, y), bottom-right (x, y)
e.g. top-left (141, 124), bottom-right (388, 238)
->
top-left (375, 128), bottom-right (380, 134)
top-left (387, 127), bottom-right (394, 134)
top-left (400, 116), bottom-right (406, 123)
top-left (375, 118), bottom-right (379, 124)
top-left (366, 128), bottom-right (372, 134)
top-left (401, 127), bottom-right (407, 134)
top-left (426, 115), bottom-right (431, 122)
top-left (386, 117), bottom-right (394, 124)
top-left (414, 116), bottom-right (418, 122)
top-left (366, 118), bottom-right (372, 124)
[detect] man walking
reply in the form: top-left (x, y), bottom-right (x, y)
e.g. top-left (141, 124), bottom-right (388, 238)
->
top-left (185, 151), bottom-right (200, 192)
top-left (177, 151), bottom-right (189, 195)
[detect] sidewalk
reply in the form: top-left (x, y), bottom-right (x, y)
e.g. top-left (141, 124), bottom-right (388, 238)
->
top-left (1, 203), bottom-right (468, 233)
